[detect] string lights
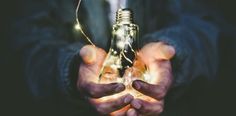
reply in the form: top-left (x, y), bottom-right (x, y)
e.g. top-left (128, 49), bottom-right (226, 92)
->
top-left (74, 0), bottom-right (152, 99)
top-left (74, 0), bottom-right (95, 46)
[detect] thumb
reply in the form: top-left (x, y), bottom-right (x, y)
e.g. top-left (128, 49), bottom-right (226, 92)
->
top-left (154, 42), bottom-right (175, 60)
top-left (80, 45), bottom-right (97, 64)
top-left (140, 42), bottom-right (175, 62)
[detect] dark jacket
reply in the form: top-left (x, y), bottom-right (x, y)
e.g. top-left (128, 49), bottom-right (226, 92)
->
top-left (7, 0), bottom-right (222, 115)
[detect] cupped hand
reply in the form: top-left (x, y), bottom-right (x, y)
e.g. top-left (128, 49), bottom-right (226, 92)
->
top-left (77, 45), bottom-right (133, 115)
top-left (129, 42), bottom-right (175, 116)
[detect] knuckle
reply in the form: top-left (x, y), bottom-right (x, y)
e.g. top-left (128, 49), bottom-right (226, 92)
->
top-left (114, 99), bottom-right (124, 107)
top-left (157, 106), bottom-right (164, 114)
top-left (89, 91), bottom-right (97, 97)
top-left (152, 105), bottom-right (164, 115)
top-left (157, 88), bottom-right (166, 99)
top-left (96, 107), bottom-right (106, 115)
top-left (146, 84), bottom-right (153, 91)
top-left (140, 82), bottom-right (150, 90)
top-left (95, 104), bottom-right (109, 115)
top-left (88, 84), bottom-right (100, 97)
top-left (90, 88), bottom-right (100, 98)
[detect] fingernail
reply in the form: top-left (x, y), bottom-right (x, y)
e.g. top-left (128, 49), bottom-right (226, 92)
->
top-left (115, 84), bottom-right (125, 92)
top-left (133, 81), bottom-right (141, 90)
top-left (132, 101), bottom-right (141, 109)
top-left (124, 95), bottom-right (133, 104)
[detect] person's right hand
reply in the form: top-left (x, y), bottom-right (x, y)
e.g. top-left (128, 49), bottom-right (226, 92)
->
top-left (77, 45), bottom-right (133, 115)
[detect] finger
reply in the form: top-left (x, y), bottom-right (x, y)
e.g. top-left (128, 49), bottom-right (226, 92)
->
top-left (132, 80), bottom-right (167, 100)
top-left (80, 82), bottom-right (125, 98)
top-left (131, 99), bottom-right (164, 115)
top-left (90, 94), bottom-right (134, 115)
top-left (78, 45), bottom-right (108, 87)
top-left (80, 45), bottom-right (97, 64)
top-left (132, 60), bottom-right (173, 100)
top-left (80, 45), bottom-right (106, 65)
top-left (140, 42), bottom-right (175, 62)
top-left (127, 108), bottom-right (138, 116)
top-left (148, 60), bottom-right (173, 85)
top-left (154, 42), bottom-right (175, 60)
top-left (78, 46), bottom-right (107, 84)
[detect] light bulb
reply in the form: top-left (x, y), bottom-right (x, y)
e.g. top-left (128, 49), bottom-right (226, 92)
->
top-left (98, 9), bottom-right (151, 98)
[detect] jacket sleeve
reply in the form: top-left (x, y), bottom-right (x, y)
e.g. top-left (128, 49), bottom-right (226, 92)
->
top-left (9, 0), bottom-right (83, 100)
top-left (140, 0), bottom-right (219, 99)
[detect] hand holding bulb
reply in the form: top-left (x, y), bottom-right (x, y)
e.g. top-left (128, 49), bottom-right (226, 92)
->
top-left (128, 42), bottom-right (176, 116)
top-left (77, 45), bottom-right (134, 115)
top-left (75, 6), bottom-right (175, 115)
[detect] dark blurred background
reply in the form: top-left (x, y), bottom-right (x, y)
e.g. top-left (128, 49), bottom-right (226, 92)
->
top-left (1, 0), bottom-right (236, 116)
top-left (0, 1), bottom-right (38, 116)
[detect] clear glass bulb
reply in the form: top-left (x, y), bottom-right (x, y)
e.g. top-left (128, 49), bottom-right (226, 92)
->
top-left (98, 9), bottom-right (150, 98)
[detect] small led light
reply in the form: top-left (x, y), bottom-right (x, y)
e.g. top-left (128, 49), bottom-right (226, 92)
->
top-left (117, 41), bottom-right (125, 49)
top-left (113, 51), bottom-right (117, 54)
top-left (116, 28), bottom-right (125, 38)
top-left (74, 23), bottom-right (82, 30)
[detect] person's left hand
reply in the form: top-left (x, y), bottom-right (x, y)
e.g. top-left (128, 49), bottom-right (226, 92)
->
top-left (127, 42), bottom-right (176, 116)
top-left (78, 45), bottom-right (133, 115)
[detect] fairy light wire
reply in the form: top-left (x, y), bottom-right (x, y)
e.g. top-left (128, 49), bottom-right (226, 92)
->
top-left (75, 0), bottom-right (81, 23)
top-left (75, 0), bottom-right (136, 72)
top-left (75, 0), bottom-right (95, 46)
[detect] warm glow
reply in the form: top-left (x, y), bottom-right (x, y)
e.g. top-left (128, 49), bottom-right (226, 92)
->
top-left (111, 105), bottom-right (131, 116)
top-left (117, 41), bottom-right (125, 49)
top-left (98, 53), bottom-right (155, 100)
top-left (74, 23), bottom-right (82, 30)
top-left (97, 85), bottom-right (157, 102)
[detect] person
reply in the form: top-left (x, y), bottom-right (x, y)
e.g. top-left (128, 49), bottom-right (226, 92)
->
top-left (6, 0), bottom-right (230, 115)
